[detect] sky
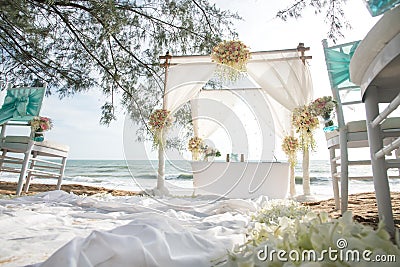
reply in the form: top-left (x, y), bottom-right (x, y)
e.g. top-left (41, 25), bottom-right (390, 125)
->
top-left (30, 0), bottom-right (380, 160)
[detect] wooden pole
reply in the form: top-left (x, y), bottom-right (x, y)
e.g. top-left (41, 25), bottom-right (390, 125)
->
top-left (160, 52), bottom-right (172, 108)
top-left (289, 163), bottom-right (296, 197)
top-left (302, 146), bottom-right (310, 195)
top-left (289, 128), bottom-right (296, 197)
top-left (157, 52), bottom-right (172, 192)
top-left (297, 43), bottom-right (312, 64)
top-left (297, 43), bottom-right (312, 197)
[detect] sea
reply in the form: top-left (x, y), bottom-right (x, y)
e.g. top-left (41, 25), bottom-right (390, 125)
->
top-left (1, 159), bottom-right (400, 200)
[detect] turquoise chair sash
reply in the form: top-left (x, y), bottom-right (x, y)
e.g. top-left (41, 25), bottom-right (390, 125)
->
top-left (323, 41), bottom-right (360, 89)
top-left (0, 87), bottom-right (45, 125)
top-left (363, 0), bottom-right (400, 16)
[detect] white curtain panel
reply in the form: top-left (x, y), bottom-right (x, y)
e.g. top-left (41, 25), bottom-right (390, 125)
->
top-left (191, 90), bottom-right (249, 158)
top-left (247, 51), bottom-right (314, 137)
top-left (164, 62), bottom-right (216, 113)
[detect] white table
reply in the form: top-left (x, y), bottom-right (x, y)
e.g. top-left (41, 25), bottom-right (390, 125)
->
top-left (350, 5), bottom-right (400, 236)
top-left (192, 161), bottom-right (289, 199)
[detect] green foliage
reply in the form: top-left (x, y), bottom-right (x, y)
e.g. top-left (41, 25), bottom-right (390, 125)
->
top-left (0, 0), bottom-right (239, 143)
top-left (276, 0), bottom-right (351, 43)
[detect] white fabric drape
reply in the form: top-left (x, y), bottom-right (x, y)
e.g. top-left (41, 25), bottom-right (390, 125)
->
top-left (191, 90), bottom-right (238, 139)
top-left (190, 89), bottom-right (276, 160)
top-left (165, 62), bottom-right (216, 112)
top-left (191, 90), bottom-right (249, 158)
top-left (246, 52), bottom-right (314, 137)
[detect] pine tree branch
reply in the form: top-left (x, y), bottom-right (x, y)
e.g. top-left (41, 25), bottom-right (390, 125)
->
top-left (192, 0), bottom-right (214, 33)
top-left (50, 5), bottom-right (152, 131)
top-left (0, 19), bottom-right (76, 85)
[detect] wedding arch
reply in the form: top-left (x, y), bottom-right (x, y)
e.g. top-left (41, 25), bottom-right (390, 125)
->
top-left (155, 43), bottom-right (313, 198)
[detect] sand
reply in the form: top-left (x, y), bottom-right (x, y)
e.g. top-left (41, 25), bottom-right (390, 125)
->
top-left (0, 181), bottom-right (399, 230)
top-left (0, 181), bottom-right (138, 196)
top-left (305, 191), bottom-right (400, 229)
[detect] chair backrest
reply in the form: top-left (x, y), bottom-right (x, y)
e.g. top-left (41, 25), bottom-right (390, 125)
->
top-left (322, 40), bottom-right (362, 128)
top-left (0, 84), bottom-right (46, 125)
top-left (364, 0), bottom-right (400, 16)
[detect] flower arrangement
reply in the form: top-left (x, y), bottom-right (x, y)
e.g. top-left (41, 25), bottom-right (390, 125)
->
top-left (310, 96), bottom-right (337, 117)
top-left (188, 136), bottom-right (203, 153)
top-left (281, 135), bottom-right (299, 167)
top-left (149, 109), bottom-right (173, 146)
top-left (29, 116), bottom-right (53, 132)
top-left (292, 105), bottom-right (319, 150)
top-left (202, 145), bottom-right (221, 161)
top-left (188, 137), bottom-right (221, 161)
top-left (29, 116), bottom-right (53, 142)
top-left (223, 200), bottom-right (400, 266)
top-left (188, 136), bottom-right (203, 161)
top-left (149, 109), bottom-right (173, 130)
top-left (211, 40), bottom-right (250, 81)
top-left (310, 96), bottom-right (337, 127)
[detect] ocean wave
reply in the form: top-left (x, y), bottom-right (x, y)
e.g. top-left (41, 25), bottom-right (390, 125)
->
top-left (295, 176), bottom-right (330, 184)
top-left (171, 174), bottom-right (193, 180)
top-left (63, 176), bottom-right (105, 183)
top-left (133, 174), bottom-right (157, 180)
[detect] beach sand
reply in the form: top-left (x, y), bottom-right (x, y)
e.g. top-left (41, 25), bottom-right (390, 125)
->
top-left (305, 192), bottom-right (400, 229)
top-left (0, 181), bottom-right (399, 229)
top-left (0, 181), bottom-right (138, 197)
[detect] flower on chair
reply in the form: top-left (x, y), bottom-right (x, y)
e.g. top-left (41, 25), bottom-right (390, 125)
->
top-left (29, 116), bottom-right (53, 132)
top-left (310, 96), bottom-right (337, 128)
top-left (310, 96), bottom-right (337, 118)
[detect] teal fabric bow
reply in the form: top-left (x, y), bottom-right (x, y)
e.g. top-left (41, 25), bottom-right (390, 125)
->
top-left (14, 96), bottom-right (28, 117)
top-left (324, 41), bottom-right (360, 89)
top-left (0, 87), bottom-right (45, 125)
top-left (364, 0), bottom-right (400, 16)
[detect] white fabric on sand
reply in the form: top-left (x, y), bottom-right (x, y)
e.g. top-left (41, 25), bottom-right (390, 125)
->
top-left (0, 191), bottom-right (259, 267)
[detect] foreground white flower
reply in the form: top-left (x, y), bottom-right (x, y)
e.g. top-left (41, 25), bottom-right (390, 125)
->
top-left (220, 200), bottom-right (400, 267)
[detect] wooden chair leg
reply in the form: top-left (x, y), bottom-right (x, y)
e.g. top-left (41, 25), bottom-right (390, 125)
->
top-left (24, 151), bottom-right (38, 193)
top-left (56, 157), bottom-right (67, 190)
top-left (339, 130), bottom-right (349, 214)
top-left (0, 149), bottom-right (7, 170)
top-left (17, 154), bottom-right (30, 196)
top-left (329, 148), bottom-right (340, 210)
top-left (395, 148), bottom-right (400, 176)
top-left (16, 142), bottom-right (34, 196)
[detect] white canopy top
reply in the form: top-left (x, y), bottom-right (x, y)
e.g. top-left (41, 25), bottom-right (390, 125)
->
top-left (164, 49), bottom-right (313, 160)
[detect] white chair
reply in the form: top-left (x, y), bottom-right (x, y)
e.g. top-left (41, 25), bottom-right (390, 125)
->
top-left (0, 84), bottom-right (69, 195)
top-left (322, 39), bottom-right (400, 214)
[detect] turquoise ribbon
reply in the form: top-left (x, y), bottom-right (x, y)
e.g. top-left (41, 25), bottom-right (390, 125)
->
top-left (0, 87), bottom-right (45, 125)
top-left (14, 96), bottom-right (28, 117)
top-left (364, 0), bottom-right (400, 16)
top-left (324, 41), bottom-right (360, 88)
